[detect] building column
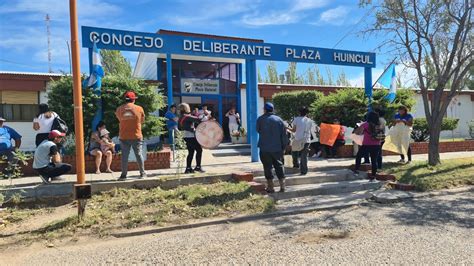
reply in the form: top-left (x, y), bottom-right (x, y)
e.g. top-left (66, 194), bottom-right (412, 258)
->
top-left (166, 54), bottom-right (173, 107)
top-left (246, 59), bottom-right (259, 162)
top-left (364, 67), bottom-right (372, 112)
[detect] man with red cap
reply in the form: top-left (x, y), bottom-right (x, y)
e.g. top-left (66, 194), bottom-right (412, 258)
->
top-left (33, 130), bottom-right (72, 183)
top-left (115, 91), bottom-right (147, 180)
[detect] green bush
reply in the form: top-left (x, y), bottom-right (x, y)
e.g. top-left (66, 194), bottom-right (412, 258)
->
top-left (411, 118), bottom-right (460, 142)
top-left (47, 75), bottom-right (166, 139)
top-left (272, 90), bottom-right (323, 122)
top-left (310, 88), bottom-right (416, 127)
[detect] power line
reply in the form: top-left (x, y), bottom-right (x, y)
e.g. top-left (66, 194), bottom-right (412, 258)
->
top-left (332, 6), bottom-right (375, 49)
top-left (0, 58), bottom-right (46, 69)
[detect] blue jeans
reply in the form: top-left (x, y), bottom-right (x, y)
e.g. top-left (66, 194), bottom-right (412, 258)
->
top-left (120, 139), bottom-right (146, 177)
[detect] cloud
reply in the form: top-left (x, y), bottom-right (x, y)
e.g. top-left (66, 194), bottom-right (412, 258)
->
top-left (164, 0), bottom-right (256, 26)
top-left (241, 12), bottom-right (299, 26)
top-left (314, 5), bottom-right (351, 26)
top-left (0, 0), bottom-right (122, 21)
top-left (240, 0), bottom-right (329, 27)
top-left (291, 0), bottom-right (329, 12)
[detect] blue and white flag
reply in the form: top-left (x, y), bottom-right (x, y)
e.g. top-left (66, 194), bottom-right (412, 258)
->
top-left (378, 63), bottom-right (396, 103)
top-left (84, 42), bottom-right (104, 130)
top-left (85, 42), bottom-right (104, 88)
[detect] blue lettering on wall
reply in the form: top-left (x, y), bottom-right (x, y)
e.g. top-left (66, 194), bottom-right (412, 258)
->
top-left (82, 26), bottom-right (375, 68)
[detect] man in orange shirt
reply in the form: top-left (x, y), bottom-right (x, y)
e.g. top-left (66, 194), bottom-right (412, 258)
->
top-left (115, 91), bottom-right (147, 180)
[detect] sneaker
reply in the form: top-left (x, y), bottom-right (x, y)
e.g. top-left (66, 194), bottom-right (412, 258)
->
top-left (398, 159), bottom-right (405, 163)
top-left (50, 176), bottom-right (65, 182)
top-left (194, 167), bottom-right (205, 173)
top-left (184, 168), bottom-right (194, 174)
top-left (138, 173), bottom-right (147, 179)
top-left (362, 161), bottom-right (370, 165)
top-left (39, 175), bottom-right (50, 184)
top-left (293, 165), bottom-right (300, 169)
top-left (118, 175), bottom-right (127, 181)
top-left (406, 161), bottom-right (412, 164)
top-left (300, 172), bottom-right (307, 176)
top-left (316, 151), bottom-right (322, 158)
top-left (265, 187), bottom-right (275, 193)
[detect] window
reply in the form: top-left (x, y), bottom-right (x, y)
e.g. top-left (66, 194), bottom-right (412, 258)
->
top-left (0, 104), bottom-right (38, 122)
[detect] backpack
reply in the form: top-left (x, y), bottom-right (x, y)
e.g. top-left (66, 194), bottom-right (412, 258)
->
top-left (51, 116), bottom-right (68, 133)
top-left (178, 115), bottom-right (193, 132)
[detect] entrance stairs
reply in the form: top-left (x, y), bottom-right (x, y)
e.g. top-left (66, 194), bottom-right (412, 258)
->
top-left (211, 143), bottom-right (251, 157)
top-left (253, 169), bottom-right (382, 205)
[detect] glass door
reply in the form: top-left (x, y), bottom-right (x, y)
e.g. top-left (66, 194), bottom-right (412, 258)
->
top-left (201, 95), bottom-right (222, 125)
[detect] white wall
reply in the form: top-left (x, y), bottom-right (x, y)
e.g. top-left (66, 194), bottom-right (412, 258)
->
top-left (240, 88), bottom-right (264, 131)
top-left (7, 122), bottom-right (36, 151)
top-left (412, 94), bottom-right (472, 138)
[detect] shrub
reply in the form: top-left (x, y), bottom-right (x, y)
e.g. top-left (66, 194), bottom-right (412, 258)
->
top-left (47, 75), bottom-right (166, 139)
top-left (310, 88), bottom-right (416, 127)
top-left (411, 118), bottom-right (460, 142)
top-left (272, 90), bottom-right (323, 122)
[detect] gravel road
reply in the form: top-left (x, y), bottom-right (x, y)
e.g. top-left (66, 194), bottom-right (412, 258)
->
top-left (3, 190), bottom-right (473, 265)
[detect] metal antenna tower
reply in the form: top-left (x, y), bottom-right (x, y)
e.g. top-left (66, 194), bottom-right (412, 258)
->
top-left (45, 14), bottom-right (52, 73)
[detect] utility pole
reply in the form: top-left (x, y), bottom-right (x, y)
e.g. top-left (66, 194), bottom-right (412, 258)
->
top-left (45, 14), bottom-right (52, 73)
top-left (69, 0), bottom-right (87, 217)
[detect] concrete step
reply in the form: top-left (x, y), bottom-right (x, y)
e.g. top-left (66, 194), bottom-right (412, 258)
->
top-left (214, 143), bottom-right (250, 150)
top-left (211, 148), bottom-right (251, 157)
top-left (269, 179), bottom-right (383, 201)
top-left (275, 191), bottom-right (371, 212)
top-left (254, 169), bottom-right (366, 186)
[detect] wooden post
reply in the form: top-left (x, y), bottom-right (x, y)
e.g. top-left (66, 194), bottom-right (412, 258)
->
top-left (69, 0), bottom-right (86, 216)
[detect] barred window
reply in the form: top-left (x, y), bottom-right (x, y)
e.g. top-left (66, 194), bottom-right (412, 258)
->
top-left (0, 104), bottom-right (38, 122)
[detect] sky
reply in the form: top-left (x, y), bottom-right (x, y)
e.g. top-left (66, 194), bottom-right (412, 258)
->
top-left (0, 0), bottom-right (417, 87)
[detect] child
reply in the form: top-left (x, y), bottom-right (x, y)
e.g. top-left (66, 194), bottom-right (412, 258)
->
top-left (99, 129), bottom-right (115, 154)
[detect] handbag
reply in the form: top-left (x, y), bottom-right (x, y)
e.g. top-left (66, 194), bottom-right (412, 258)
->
top-left (291, 138), bottom-right (306, 152)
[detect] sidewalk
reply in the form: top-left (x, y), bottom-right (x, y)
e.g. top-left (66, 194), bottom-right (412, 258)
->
top-left (1, 150), bottom-right (473, 188)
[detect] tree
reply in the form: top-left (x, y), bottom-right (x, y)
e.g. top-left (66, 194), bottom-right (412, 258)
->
top-left (258, 68), bottom-right (263, 83)
top-left (100, 50), bottom-right (132, 77)
top-left (265, 61), bottom-right (279, 83)
top-left (287, 62), bottom-right (299, 84)
top-left (326, 66), bottom-right (334, 85)
top-left (362, 0), bottom-right (473, 165)
top-left (48, 76), bottom-right (165, 140)
top-left (307, 66), bottom-right (316, 85)
top-left (336, 69), bottom-right (351, 86)
top-left (315, 65), bottom-right (325, 85)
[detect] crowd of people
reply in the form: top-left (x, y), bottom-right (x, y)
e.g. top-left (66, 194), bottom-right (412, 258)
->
top-left (0, 91), bottom-right (151, 184)
top-left (253, 103), bottom-right (413, 192)
top-left (1, 90), bottom-right (413, 190)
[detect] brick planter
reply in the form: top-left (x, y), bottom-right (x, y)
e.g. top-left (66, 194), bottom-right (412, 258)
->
top-left (1, 148), bottom-right (171, 177)
top-left (232, 172), bottom-right (254, 182)
top-left (335, 139), bottom-right (474, 158)
top-left (388, 182), bottom-right (416, 191)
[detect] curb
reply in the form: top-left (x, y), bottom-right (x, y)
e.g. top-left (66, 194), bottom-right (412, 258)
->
top-left (112, 195), bottom-right (367, 238)
top-left (0, 173), bottom-right (233, 204)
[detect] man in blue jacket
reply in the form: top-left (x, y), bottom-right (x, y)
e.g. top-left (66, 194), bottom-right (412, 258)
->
top-left (257, 103), bottom-right (289, 193)
top-left (0, 117), bottom-right (22, 163)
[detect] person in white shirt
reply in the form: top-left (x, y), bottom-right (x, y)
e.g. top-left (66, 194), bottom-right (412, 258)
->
top-left (33, 104), bottom-right (59, 147)
top-left (226, 107), bottom-right (240, 136)
top-left (289, 107), bottom-right (313, 175)
top-left (198, 105), bottom-right (212, 122)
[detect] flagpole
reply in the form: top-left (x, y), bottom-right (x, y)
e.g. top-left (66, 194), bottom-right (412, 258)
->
top-left (69, 0), bottom-right (86, 214)
top-left (371, 57), bottom-right (397, 89)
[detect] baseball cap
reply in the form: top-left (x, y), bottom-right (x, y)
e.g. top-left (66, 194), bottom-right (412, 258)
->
top-left (0, 117), bottom-right (6, 122)
top-left (124, 91), bottom-right (137, 100)
top-left (99, 128), bottom-right (110, 137)
top-left (49, 130), bottom-right (66, 138)
top-left (264, 102), bottom-right (274, 112)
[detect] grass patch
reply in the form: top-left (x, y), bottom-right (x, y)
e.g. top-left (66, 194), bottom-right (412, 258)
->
top-left (383, 157), bottom-right (474, 191)
top-left (2, 182), bottom-right (274, 241)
